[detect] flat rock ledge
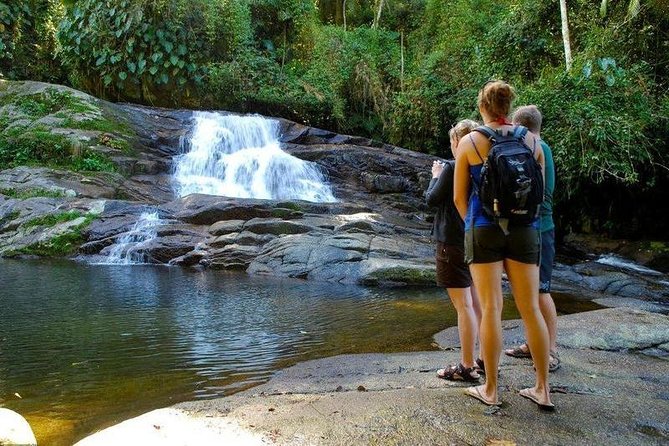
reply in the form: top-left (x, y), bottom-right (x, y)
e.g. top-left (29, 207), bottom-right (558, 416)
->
top-left (75, 307), bottom-right (669, 446)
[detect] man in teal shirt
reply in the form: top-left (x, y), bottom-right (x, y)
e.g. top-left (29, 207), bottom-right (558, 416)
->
top-left (505, 105), bottom-right (560, 371)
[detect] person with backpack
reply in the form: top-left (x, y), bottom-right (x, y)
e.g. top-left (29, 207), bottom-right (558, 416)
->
top-left (453, 80), bottom-right (554, 410)
top-left (505, 105), bottom-right (560, 372)
top-left (426, 119), bottom-right (482, 382)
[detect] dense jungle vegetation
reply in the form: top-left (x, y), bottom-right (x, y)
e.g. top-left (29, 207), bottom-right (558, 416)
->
top-left (1, 0), bottom-right (668, 238)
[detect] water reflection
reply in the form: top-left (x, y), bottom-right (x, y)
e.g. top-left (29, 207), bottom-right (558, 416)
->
top-left (0, 259), bottom-right (599, 445)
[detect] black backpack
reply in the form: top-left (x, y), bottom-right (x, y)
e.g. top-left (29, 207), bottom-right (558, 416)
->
top-left (472, 125), bottom-right (544, 226)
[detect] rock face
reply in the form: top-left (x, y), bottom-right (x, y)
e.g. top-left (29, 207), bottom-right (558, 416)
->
top-left (2, 80), bottom-right (669, 299)
top-left (0, 80), bottom-right (441, 286)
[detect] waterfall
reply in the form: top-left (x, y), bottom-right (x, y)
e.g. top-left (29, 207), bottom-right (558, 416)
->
top-left (173, 112), bottom-right (336, 202)
top-left (97, 212), bottom-right (162, 265)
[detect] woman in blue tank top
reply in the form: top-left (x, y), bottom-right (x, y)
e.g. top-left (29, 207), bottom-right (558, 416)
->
top-left (453, 80), bottom-right (554, 410)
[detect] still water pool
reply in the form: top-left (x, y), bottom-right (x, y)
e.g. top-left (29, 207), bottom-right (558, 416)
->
top-left (0, 259), bottom-right (597, 445)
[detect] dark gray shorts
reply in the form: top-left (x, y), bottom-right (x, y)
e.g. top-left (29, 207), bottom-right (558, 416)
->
top-left (465, 225), bottom-right (540, 265)
top-left (436, 242), bottom-right (472, 288)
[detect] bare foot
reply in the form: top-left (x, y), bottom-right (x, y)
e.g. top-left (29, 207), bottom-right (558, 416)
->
top-left (519, 387), bottom-right (554, 411)
top-left (465, 385), bottom-right (500, 406)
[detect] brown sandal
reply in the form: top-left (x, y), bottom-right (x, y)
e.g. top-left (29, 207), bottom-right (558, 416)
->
top-left (437, 363), bottom-right (480, 382)
top-left (504, 344), bottom-right (532, 358)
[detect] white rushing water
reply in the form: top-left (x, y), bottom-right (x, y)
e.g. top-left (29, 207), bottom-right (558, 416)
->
top-left (173, 112), bottom-right (336, 202)
top-left (595, 254), bottom-right (663, 276)
top-left (98, 212), bottom-right (163, 265)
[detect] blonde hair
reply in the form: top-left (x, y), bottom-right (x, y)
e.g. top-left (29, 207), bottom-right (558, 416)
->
top-left (477, 80), bottom-right (515, 119)
top-left (512, 105), bottom-right (542, 134)
top-left (449, 119), bottom-right (478, 141)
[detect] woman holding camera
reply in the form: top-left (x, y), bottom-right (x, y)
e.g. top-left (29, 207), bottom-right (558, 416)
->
top-left (426, 119), bottom-right (482, 382)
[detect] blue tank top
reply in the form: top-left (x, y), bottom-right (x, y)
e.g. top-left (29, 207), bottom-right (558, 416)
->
top-left (465, 164), bottom-right (539, 231)
top-left (465, 164), bottom-right (494, 230)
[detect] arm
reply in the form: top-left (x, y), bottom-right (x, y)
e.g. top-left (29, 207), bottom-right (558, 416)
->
top-left (454, 140), bottom-right (472, 220)
top-left (425, 162), bottom-right (452, 207)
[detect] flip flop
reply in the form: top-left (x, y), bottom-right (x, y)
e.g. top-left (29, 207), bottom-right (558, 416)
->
top-left (465, 386), bottom-right (501, 407)
top-left (504, 344), bottom-right (532, 358)
top-left (519, 388), bottom-right (555, 412)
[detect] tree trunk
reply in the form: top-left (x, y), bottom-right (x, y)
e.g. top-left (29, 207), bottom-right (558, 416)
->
top-left (400, 29), bottom-right (404, 91)
top-left (335, 0), bottom-right (344, 25)
top-left (343, 0), bottom-right (347, 31)
top-left (559, 0), bottom-right (573, 71)
top-left (373, 0), bottom-right (385, 29)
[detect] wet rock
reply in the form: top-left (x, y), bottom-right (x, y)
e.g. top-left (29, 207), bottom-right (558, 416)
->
top-left (209, 220), bottom-right (246, 236)
top-left (244, 218), bottom-right (313, 236)
top-left (208, 244), bottom-right (260, 270)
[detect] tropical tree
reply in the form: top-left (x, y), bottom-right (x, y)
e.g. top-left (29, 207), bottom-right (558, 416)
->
top-left (559, 0), bottom-right (572, 71)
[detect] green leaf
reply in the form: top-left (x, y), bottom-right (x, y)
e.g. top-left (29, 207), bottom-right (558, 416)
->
top-left (103, 74), bottom-right (113, 86)
top-left (177, 44), bottom-right (187, 55)
top-left (151, 52), bottom-right (162, 62)
top-left (163, 41), bottom-right (173, 53)
top-left (178, 77), bottom-right (187, 85)
top-left (170, 55), bottom-right (179, 66)
top-left (96, 55), bottom-right (106, 66)
top-left (160, 73), bottom-right (169, 84)
top-left (127, 61), bottom-right (136, 73)
top-left (138, 59), bottom-right (146, 70)
top-left (118, 71), bottom-right (127, 81)
top-left (149, 66), bottom-right (158, 75)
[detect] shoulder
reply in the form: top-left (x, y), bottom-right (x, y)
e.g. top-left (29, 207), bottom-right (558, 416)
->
top-left (457, 129), bottom-right (489, 162)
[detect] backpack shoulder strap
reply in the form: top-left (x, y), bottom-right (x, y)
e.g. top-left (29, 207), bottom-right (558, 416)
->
top-left (512, 125), bottom-right (528, 139)
top-left (511, 125), bottom-right (537, 154)
top-left (473, 125), bottom-right (498, 142)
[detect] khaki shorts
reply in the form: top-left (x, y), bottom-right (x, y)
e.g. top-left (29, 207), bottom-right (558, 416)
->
top-left (465, 225), bottom-right (540, 265)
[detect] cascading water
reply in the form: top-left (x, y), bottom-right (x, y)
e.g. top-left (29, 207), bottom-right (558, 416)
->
top-left (173, 112), bottom-right (336, 202)
top-left (97, 212), bottom-right (163, 265)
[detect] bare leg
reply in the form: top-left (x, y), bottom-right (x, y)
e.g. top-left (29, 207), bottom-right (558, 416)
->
top-left (471, 283), bottom-right (483, 359)
top-left (468, 262), bottom-right (504, 404)
top-left (505, 259), bottom-right (552, 406)
top-left (539, 292), bottom-right (558, 351)
top-left (447, 287), bottom-right (478, 368)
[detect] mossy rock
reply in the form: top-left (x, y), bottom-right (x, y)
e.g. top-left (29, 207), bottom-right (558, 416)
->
top-left (363, 265), bottom-right (436, 286)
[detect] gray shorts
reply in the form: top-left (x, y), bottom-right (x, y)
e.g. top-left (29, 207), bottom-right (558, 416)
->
top-left (539, 229), bottom-right (555, 293)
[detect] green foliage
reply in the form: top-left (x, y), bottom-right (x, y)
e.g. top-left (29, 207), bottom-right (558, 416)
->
top-left (58, 0), bottom-right (250, 105)
top-left (0, 126), bottom-right (115, 173)
top-left (2, 87), bottom-right (97, 119)
top-left (300, 25), bottom-right (400, 136)
top-left (7, 213), bottom-right (96, 257)
top-left (0, 187), bottom-right (66, 199)
top-left (22, 210), bottom-right (83, 229)
top-left (0, 0), bottom-right (67, 82)
top-left (0, 0), bottom-right (667, 236)
top-left (520, 59), bottom-right (658, 187)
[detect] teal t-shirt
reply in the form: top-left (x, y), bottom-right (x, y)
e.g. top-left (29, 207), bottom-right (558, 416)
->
top-left (540, 140), bottom-right (555, 232)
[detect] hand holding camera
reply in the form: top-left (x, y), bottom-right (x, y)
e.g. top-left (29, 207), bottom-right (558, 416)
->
top-left (432, 159), bottom-right (445, 178)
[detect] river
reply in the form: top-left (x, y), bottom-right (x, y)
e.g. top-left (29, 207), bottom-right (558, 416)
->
top-left (0, 258), bottom-right (599, 445)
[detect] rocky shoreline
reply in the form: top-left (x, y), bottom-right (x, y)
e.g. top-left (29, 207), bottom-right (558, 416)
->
top-left (72, 307), bottom-right (669, 445)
